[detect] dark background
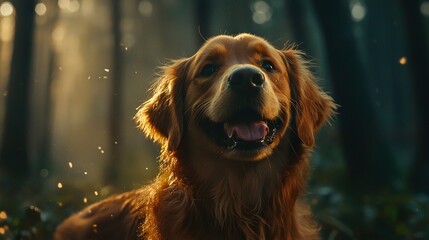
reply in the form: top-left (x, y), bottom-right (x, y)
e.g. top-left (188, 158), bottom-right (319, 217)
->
top-left (0, 0), bottom-right (428, 239)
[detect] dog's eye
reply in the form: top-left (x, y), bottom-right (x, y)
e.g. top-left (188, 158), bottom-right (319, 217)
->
top-left (200, 64), bottom-right (217, 77)
top-left (261, 60), bottom-right (276, 72)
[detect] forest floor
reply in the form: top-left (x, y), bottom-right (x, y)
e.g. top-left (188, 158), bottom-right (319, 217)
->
top-left (1, 181), bottom-right (429, 239)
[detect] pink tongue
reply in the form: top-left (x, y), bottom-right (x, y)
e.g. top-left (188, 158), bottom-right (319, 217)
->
top-left (224, 121), bottom-right (269, 141)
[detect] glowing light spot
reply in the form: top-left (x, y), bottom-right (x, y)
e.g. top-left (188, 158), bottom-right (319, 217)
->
top-left (114, 141), bottom-right (118, 144)
top-left (88, 76), bottom-right (91, 79)
top-left (251, 1), bottom-right (272, 24)
top-left (40, 169), bottom-right (49, 178)
top-left (0, 1), bottom-right (14, 17)
top-left (68, 0), bottom-right (80, 12)
top-left (399, 57), bottom-right (407, 65)
top-left (0, 211), bottom-right (7, 220)
top-left (84, 171), bottom-right (88, 175)
top-left (57, 182), bottom-right (63, 189)
top-left (68, 161), bottom-right (73, 168)
top-left (58, 202), bottom-right (63, 207)
top-left (52, 26), bottom-right (65, 42)
top-left (83, 197), bottom-right (88, 203)
top-left (145, 167), bottom-right (149, 170)
top-left (59, 67), bottom-right (63, 71)
top-left (138, 0), bottom-right (153, 17)
top-left (421, 2), bottom-right (429, 16)
top-left (100, 186), bottom-right (112, 196)
top-left (0, 227), bottom-right (5, 235)
top-left (58, 0), bottom-right (70, 10)
top-left (94, 191), bottom-right (99, 196)
top-left (351, 2), bottom-right (366, 22)
top-left (35, 3), bottom-right (47, 16)
top-left (104, 68), bottom-right (110, 72)
top-left (58, 0), bottom-right (79, 12)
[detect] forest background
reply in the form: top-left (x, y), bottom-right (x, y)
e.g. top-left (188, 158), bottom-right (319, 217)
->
top-left (0, 0), bottom-right (428, 239)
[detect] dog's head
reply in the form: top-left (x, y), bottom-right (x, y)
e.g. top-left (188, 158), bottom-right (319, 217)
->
top-left (135, 34), bottom-right (335, 161)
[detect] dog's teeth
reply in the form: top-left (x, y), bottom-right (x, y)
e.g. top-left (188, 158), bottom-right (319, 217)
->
top-left (265, 128), bottom-right (277, 143)
top-left (226, 139), bottom-right (238, 150)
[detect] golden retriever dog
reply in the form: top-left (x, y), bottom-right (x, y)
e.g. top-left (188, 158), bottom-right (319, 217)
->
top-left (54, 33), bottom-right (335, 240)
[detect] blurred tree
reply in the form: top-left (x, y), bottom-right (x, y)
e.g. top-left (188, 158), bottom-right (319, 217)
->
top-left (105, 0), bottom-right (124, 185)
top-left (309, 0), bottom-right (398, 193)
top-left (0, 0), bottom-right (36, 184)
top-left (35, 1), bottom-right (60, 185)
top-left (219, 0), bottom-right (252, 35)
top-left (284, 0), bottom-right (311, 50)
top-left (399, 0), bottom-right (429, 193)
top-left (195, 0), bottom-right (211, 45)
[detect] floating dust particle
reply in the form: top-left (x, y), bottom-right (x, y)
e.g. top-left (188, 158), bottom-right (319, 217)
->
top-left (94, 191), bottom-right (99, 196)
top-left (68, 162), bottom-right (73, 168)
top-left (104, 68), bottom-right (110, 72)
top-left (399, 57), bottom-right (407, 65)
top-left (98, 146), bottom-right (105, 154)
top-left (57, 182), bottom-right (63, 189)
top-left (83, 197), bottom-right (88, 203)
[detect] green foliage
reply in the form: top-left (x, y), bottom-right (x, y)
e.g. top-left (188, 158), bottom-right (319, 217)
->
top-left (1, 183), bottom-right (428, 239)
top-left (0, 183), bottom-right (119, 240)
top-left (310, 187), bottom-right (429, 240)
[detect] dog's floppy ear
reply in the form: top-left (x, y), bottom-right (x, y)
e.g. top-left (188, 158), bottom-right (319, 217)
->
top-left (282, 49), bottom-right (336, 147)
top-left (134, 58), bottom-right (189, 151)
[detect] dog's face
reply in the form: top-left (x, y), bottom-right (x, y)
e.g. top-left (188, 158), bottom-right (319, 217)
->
top-left (136, 34), bottom-right (335, 162)
top-left (184, 35), bottom-right (292, 161)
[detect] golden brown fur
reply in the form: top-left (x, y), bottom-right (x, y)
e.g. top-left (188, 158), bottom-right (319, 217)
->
top-left (55, 34), bottom-right (335, 240)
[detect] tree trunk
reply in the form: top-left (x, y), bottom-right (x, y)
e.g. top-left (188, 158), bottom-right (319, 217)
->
top-left (195, 0), bottom-right (211, 45)
top-left (105, 0), bottom-right (123, 185)
top-left (310, 0), bottom-right (397, 193)
top-left (399, 0), bottom-right (429, 193)
top-left (284, 0), bottom-right (311, 50)
top-left (0, 0), bottom-right (36, 185)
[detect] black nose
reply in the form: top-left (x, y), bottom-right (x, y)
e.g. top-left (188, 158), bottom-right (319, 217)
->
top-left (227, 67), bottom-right (265, 93)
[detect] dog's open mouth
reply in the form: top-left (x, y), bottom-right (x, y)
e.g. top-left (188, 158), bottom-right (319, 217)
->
top-left (200, 112), bottom-right (281, 152)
